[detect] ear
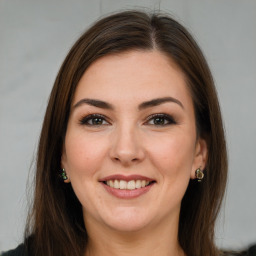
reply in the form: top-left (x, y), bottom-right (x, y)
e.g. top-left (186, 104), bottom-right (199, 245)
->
top-left (190, 137), bottom-right (208, 179)
top-left (61, 143), bottom-right (67, 169)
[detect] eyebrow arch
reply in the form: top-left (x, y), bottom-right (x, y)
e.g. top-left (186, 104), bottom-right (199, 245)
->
top-left (73, 98), bottom-right (114, 110)
top-left (138, 97), bottom-right (184, 110)
top-left (73, 96), bottom-right (184, 111)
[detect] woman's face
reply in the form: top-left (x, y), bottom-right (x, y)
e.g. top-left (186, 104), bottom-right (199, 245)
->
top-left (62, 50), bottom-right (207, 233)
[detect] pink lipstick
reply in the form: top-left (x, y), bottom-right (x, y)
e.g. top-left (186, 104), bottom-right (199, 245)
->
top-left (99, 174), bottom-right (154, 182)
top-left (99, 174), bottom-right (155, 199)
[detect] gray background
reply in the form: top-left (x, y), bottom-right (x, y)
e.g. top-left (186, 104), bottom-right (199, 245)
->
top-left (0, 0), bottom-right (255, 252)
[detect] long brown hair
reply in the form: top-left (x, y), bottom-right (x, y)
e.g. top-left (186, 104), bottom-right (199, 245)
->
top-left (25, 10), bottom-right (228, 256)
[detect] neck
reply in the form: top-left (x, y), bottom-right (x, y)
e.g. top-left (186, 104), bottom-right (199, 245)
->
top-left (84, 214), bottom-right (185, 256)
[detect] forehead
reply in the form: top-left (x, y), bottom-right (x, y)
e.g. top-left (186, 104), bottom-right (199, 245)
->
top-left (73, 50), bottom-right (192, 109)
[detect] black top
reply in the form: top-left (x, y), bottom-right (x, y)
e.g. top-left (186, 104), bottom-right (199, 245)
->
top-left (1, 243), bottom-right (256, 256)
top-left (1, 244), bottom-right (28, 256)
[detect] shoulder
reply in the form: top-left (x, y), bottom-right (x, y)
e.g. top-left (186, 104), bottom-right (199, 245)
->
top-left (1, 244), bottom-right (28, 256)
top-left (247, 244), bottom-right (256, 256)
top-left (221, 244), bottom-right (256, 256)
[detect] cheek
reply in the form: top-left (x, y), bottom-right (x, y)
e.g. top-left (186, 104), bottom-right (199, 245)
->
top-left (64, 132), bottom-right (107, 178)
top-left (147, 132), bottom-right (196, 179)
top-left (146, 132), bottom-right (196, 210)
top-left (63, 133), bottom-right (109, 208)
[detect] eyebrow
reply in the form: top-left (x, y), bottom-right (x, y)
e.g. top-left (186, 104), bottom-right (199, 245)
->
top-left (138, 97), bottom-right (184, 110)
top-left (73, 98), bottom-right (114, 110)
top-left (73, 97), bottom-right (184, 110)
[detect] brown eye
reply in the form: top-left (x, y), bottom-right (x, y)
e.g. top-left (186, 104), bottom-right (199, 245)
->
top-left (79, 114), bottom-right (109, 126)
top-left (153, 116), bottom-right (166, 125)
top-left (90, 117), bottom-right (105, 125)
top-left (147, 114), bottom-right (176, 126)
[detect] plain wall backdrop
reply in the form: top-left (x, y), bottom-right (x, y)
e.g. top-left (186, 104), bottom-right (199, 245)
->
top-left (0, 0), bottom-right (255, 252)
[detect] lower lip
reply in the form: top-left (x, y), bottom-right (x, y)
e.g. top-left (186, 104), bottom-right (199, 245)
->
top-left (101, 182), bottom-right (154, 199)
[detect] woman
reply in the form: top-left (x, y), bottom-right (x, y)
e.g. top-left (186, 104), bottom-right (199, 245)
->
top-left (2, 10), bottom-right (228, 256)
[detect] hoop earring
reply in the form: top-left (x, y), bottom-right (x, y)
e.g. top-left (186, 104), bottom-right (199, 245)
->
top-left (60, 168), bottom-right (70, 183)
top-left (195, 168), bottom-right (204, 182)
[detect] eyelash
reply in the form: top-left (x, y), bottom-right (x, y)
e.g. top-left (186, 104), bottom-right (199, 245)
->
top-left (79, 113), bottom-right (176, 127)
top-left (146, 113), bottom-right (177, 126)
top-left (79, 114), bottom-right (109, 126)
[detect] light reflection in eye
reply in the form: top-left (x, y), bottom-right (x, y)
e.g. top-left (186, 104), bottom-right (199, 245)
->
top-left (146, 114), bottom-right (176, 126)
top-left (79, 114), bottom-right (109, 126)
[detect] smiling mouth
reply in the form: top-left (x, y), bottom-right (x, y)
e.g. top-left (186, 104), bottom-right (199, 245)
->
top-left (103, 180), bottom-right (155, 190)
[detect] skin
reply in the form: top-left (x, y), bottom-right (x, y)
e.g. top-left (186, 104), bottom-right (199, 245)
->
top-left (62, 50), bottom-right (208, 256)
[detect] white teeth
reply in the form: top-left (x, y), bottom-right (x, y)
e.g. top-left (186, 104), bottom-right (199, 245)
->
top-left (114, 180), bottom-right (119, 189)
top-left (119, 180), bottom-right (127, 189)
top-left (105, 179), bottom-right (152, 190)
top-left (135, 180), bottom-right (141, 188)
top-left (127, 180), bottom-right (136, 190)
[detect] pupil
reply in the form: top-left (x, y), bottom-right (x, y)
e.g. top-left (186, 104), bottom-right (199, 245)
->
top-left (154, 117), bottom-right (164, 125)
top-left (93, 118), bottom-right (102, 125)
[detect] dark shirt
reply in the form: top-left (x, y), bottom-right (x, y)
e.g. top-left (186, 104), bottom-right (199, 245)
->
top-left (1, 244), bottom-right (27, 256)
top-left (224, 245), bottom-right (256, 256)
top-left (2, 243), bottom-right (256, 256)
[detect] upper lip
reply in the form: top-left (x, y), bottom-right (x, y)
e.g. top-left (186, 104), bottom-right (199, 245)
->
top-left (99, 174), bottom-right (155, 182)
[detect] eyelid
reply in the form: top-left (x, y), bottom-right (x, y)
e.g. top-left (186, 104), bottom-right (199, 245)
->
top-left (79, 114), bottom-right (111, 126)
top-left (144, 113), bottom-right (177, 126)
top-left (78, 113), bottom-right (176, 127)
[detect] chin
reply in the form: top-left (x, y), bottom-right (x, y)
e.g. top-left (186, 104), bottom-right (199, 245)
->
top-left (102, 208), bottom-right (152, 233)
top-left (106, 219), bottom-right (149, 233)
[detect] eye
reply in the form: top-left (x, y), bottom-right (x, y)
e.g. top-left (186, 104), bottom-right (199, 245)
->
top-left (79, 114), bottom-right (110, 126)
top-left (146, 114), bottom-right (176, 126)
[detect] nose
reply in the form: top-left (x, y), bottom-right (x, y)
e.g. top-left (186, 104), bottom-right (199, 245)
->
top-left (109, 124), bottom-right (145, 166)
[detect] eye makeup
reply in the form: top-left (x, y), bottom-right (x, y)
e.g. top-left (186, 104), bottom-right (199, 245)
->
top-left (78, 112), bottom-right (177, 128)
top-left (145, 113), bottom-right (177, 126)
top-left (79, 114), bottom-right (110, 126)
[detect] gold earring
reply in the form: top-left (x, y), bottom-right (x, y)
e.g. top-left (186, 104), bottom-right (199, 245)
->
top-left (195, 168), bottom-right (204, 182)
